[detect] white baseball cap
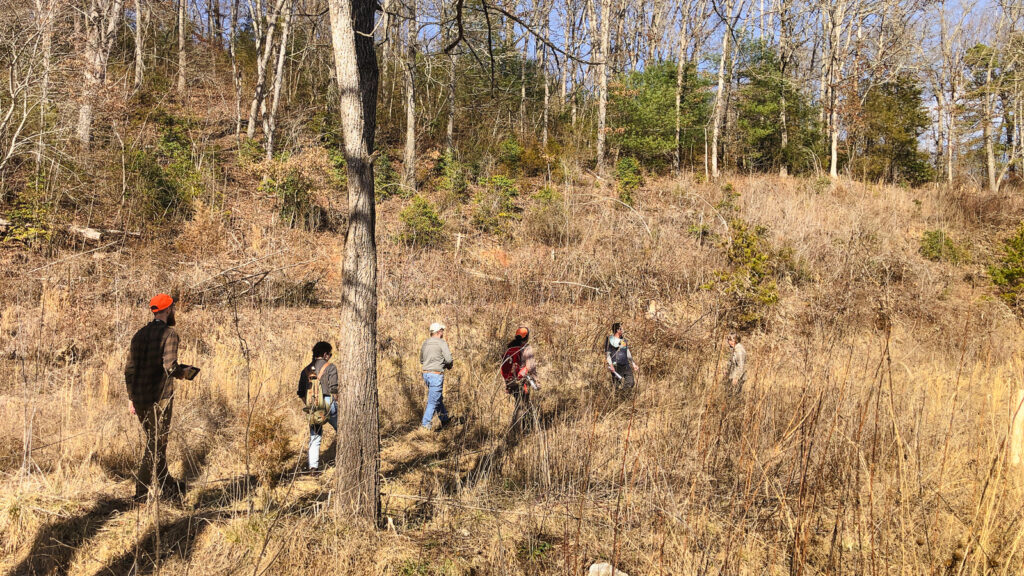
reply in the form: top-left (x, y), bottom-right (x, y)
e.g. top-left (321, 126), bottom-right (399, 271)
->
top-left (429, 322), bottom-right (446, 333)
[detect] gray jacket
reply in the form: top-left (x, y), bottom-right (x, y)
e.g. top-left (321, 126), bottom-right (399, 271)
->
top-left (420, 337), bottom-right (454, 373)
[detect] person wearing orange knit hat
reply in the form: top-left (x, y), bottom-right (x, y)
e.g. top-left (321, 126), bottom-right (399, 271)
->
top-left (124, 293), bottom-right (190, 502)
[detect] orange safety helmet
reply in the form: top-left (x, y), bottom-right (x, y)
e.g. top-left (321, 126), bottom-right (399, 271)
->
top-left (515, 326), bottom-right (529, 339)
top-left (150, 293), bottom-right (174, 313)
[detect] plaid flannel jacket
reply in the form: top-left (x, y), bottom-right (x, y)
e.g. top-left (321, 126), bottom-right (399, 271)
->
top-left (125, 320), bottom-right (179, 406)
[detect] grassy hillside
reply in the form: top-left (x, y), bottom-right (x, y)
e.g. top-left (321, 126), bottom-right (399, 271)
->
top-left (2, 101), bottom-right (1024, 574)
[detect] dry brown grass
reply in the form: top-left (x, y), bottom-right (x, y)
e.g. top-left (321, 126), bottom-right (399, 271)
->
top-left (1, 171), bottom-right (1022, 575)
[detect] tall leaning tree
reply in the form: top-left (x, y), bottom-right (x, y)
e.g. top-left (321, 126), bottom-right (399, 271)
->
top-left (327, 0), bottom-right (382, 523)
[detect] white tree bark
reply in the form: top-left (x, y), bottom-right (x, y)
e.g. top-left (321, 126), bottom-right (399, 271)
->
top-left (596, 0), bottom-right (611, 170)
top-left (246, 0), bottom-right (288, 139)
top-left (133, 0), bottom-right (146, 89)
top-left (76, 0), bottom-right (125, 144)
top-left (710, 0), bottom-right (738, 179)
top-left (230, 0), bottom-right (243, 137)
top-left (177, 0), bottom-right (186, 93)
top-left (264, 0), bottom-right (293, 160)
top-left (403, 0), bottom-right (416, 190)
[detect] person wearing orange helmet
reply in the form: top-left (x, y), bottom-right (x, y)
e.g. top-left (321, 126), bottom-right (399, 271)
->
top-left (500, 326), bottom-right (539, 430)
top-left (124, 293), bottom-right (194, 502)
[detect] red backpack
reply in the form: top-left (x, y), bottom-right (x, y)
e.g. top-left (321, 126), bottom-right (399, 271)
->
top-left (501, 344), bottom-right (524, 382)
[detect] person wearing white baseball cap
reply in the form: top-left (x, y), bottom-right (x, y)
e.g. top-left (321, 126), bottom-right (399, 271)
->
top-left (419, 322), bottom-right (455, 430)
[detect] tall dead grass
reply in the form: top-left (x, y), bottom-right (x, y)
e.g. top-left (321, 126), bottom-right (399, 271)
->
top-left (1, 174), bottom-right (1022, 575)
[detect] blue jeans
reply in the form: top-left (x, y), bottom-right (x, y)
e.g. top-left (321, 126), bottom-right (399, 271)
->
top-left (421, 373), bottom-right (450, 429)
top-left (308, 396), bottom-right (337, 469)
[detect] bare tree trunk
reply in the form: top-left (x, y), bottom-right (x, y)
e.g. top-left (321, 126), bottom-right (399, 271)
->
top-left (647, 0), bottom-right (665, 65)
top-left (77, 0), bottom-right (125, 144)
top-left (561, 0), bottom-right (574, 108)
top-left (404, 0), bottom-right (416, 190)
top-left (133, 0), bottom-right (145, 89)
top-left (519, 22), bottom-right (528, 138)
top-left (710, 0), bottom-right (736, 179)
top-left (824, 0), bottom-right (846, 178)
top-left (247, 0), bottom-right (286, 139)
top-left (327, 0), bottom-right (380, 524)
top-left (541, 0), bottom-right (550, 149)
top-left (596, 0), bottom-right (611, 170)
top-left (208, 0), bottom-right (222, 43)
top-left (946, 90), bottom-right (955, 182)
top-left (34, 0), bottom-right (55, 163)
top-left (777, 0), bottom-right (791, 176)
top-left (230, 0), bottom-right (243, 137)
top-left (446, 53), bottom-right (456, 152)
top-left (177, 0), bottom-right (186, 93)
top-left (264, 0), bottom-right (293, 160)
top-left (674, 0), bottom-right (695, 172)
top-left (984, 64), bottom-right (998, 191)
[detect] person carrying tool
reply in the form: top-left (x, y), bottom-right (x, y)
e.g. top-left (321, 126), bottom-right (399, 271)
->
top-left (501, 326), bottom-right (539, 430)
top-left (419, 322), bottom-right (454, 430)
top-left (124, 293), bottom-right (197, 502)
top-left (297, 341), bottom-right (338, 473)
top-left (605, 322), bottom-right (639, 392)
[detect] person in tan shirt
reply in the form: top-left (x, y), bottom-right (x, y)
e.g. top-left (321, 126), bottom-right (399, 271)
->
top-left (725, 333), bottom-right (748, 396)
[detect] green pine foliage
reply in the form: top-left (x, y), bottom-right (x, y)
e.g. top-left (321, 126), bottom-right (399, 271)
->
top-left (608, 60), bottom-right (710, 169)
top-left (919, 230), bottom-right (967, 264)
top-left (438, 150), bottom-right (468, 201)
top-left (990, 224), bottom-right (1024, 311)
top-left (703, 218), bottom-right (784, 329)
top-left (735, 40), bottom-right (824, 175)
top-left (849, 75), bottom-right (933, 186)
top-left (128, 110), bottom-right (204, 221)
top-left (472, 175), bottom-right (519, 234)
top-left (375, 150), bottom-right (403, 200)
top-left (399, 195), bottom-right (445, 246)
top-left (259, 170), bottom-right (323, 231)
top-left (615, 157), bottom-right (643, 206)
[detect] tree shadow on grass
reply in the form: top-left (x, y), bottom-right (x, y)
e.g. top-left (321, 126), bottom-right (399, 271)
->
top-left (8, 497), bottom-right (130, 576)
top-left (86, 511), bottom-right (229, 576)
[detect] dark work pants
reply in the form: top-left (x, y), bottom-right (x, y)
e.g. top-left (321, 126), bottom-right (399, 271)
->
top-left (135, 397), bottom-right (173, 496)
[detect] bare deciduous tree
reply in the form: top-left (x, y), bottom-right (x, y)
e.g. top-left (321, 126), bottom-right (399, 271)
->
top-left (327, 0), bottom-right (381, 524)
top-left (76, 0), bottom-right (125, 144)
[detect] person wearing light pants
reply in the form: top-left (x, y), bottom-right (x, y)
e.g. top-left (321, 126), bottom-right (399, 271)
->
top-left (420, 322), bottom-right (454, 430)
top-left (297, 341), bottom-right (338, 471)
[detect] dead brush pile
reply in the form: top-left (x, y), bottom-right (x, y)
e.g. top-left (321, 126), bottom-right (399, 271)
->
top-left (1, 170), bottom-right (1023, 575)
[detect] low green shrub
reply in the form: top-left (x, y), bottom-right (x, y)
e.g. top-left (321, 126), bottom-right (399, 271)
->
top-left (129, 110), bottom-right (203, 220)
top-left (375, 150), bottom-right (403, 200)
top-left (473, 175), bottom-right (519, 234)
top-left (703, 219), bottom-right (783, 329)
top-left (990, 224), bottom-right (1024, 311)
top-left (260, 170), bottom-right (322, 230)
top-left (399, 195), bottom-right (445, 247)
top-left (498, 138), bottom-right (524, 175)
top-left (3, 173), bottom-right (52, 245)
top-left (615, 157), bottom-right (642, 206)
top-left (327, 147), bottom-right (347, 189)
top-left (919, 229), bottom-right (967, 264)
top-left (525, 186), bottom-right (575, 246)
top-left (238, 136), bottom-right (264, 164)
top-left (438, 150), bottom-right (467, 202)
